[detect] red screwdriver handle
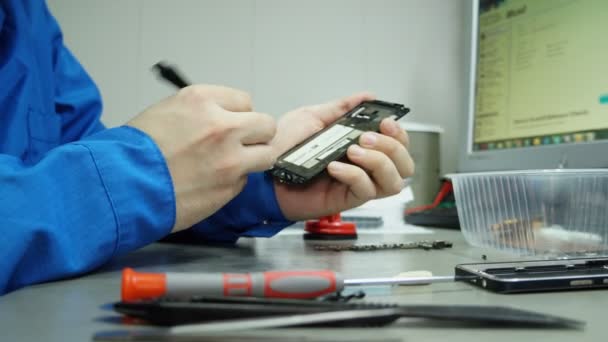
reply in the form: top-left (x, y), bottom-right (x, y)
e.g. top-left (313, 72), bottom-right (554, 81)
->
top-left (262, 270), bottom-right (343, 299)
top-left (122, 268), bottom-right (344, 301)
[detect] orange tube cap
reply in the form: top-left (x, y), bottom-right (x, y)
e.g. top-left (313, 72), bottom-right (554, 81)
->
top-left (121, 268), bottom-right (167, 302)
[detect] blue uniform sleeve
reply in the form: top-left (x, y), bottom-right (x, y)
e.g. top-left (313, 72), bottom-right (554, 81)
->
top-left (0, 126), bottom-right (175, 295)
top-left (44, 0), bottom-right (106, 142)
top-left (55, 44), bottom-right (106, 141)
top-left (166, 172), bottom-right (294, 244)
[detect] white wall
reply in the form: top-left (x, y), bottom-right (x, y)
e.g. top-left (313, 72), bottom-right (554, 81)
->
top-left (48, 0), bottom-right (468, 174)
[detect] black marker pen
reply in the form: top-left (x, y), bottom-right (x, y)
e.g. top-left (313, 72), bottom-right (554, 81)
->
top-left (152, 61), bottom-right (191, 89)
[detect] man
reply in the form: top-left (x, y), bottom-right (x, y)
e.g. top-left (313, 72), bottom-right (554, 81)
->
top-left (0, 1), bottom-right (414, 295)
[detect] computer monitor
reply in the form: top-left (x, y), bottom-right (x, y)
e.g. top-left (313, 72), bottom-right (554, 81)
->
top-left (458, 0), bottom-right (608, 172)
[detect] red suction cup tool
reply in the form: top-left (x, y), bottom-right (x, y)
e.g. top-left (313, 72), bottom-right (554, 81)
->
top-left (304, 214), bottom-right (358, 240)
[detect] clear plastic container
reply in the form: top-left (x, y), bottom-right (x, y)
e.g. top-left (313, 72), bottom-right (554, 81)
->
top-left (451, 169), bottom-right (608, 256)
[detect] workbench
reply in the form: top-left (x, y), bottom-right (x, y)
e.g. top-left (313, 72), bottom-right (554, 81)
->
top-left (0, 229), bottom-right (604, 341)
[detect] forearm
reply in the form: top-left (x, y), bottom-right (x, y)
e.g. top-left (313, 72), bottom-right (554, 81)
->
top-left (0, 126), bottom-right (175, 294)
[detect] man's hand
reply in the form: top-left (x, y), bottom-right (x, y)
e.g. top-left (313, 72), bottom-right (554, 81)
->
top-left (128, 85), bottom-right (277, 232)
top-left (272, 93), bottom-right (414, 221)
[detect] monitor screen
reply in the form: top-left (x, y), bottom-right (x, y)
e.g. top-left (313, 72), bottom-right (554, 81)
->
top-left (470, 0), bottom-right (608, 153)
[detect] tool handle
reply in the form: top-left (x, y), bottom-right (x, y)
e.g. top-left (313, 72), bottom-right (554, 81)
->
top-left (122, 268), bottom-right (343, 301)
top-left (260, 270), bottom-right (343, 299)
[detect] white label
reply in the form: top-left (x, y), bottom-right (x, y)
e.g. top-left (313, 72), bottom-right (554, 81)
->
top-left (284, 125), bottom-right (354, 166)
top-left (316, 138), bottom-right (350, 160)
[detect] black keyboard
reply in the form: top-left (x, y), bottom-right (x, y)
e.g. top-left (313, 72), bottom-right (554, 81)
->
top-left (404, 206), bottom-right (460, 229)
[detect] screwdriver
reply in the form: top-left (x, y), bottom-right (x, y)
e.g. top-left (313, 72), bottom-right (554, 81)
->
top-left (121, 268), bottom-right (462, 302)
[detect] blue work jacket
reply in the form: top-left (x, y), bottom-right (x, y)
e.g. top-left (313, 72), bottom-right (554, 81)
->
top-left (0, 1), bottom-right (290, 295)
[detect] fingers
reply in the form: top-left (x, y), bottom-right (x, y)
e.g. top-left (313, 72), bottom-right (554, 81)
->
top-left (308, 92), bottom-right (376, 125)
top-left (240, 145), bottom-right (277, 173)
top-left (346, 145), bottom-right (404, 196)
top-left (233, 112), bottom-right (277, 145)
top-left (359, 131), bottom-right (414, 179)
top-left (326, 119), bottom-right (414, 202)
top-left (379, 118), bottom-right (409, 149)
top-left (179, 84), bottom-right (253, 112)
top-left (327, 161), bottom-right (377, 202)
top-left (233, 112), bottom-right (277, 171)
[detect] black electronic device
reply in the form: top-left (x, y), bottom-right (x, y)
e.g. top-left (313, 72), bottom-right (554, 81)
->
top-left (404, 179), bottom-right (460, 229)
top-left (405, 206), bottom-right (460, 229)
top-left (455, 257), bottom-right (608, 293)
top-left (271, 100), bottom-right (410, 184)
top-left (112, 296), bottom-right (582, 328)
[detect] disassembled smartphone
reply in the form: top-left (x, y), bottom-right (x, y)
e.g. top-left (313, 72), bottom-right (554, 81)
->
top-left (455, 257), bottom-right (608, 293)
top-left (271, 100), bottom-right (410, 184)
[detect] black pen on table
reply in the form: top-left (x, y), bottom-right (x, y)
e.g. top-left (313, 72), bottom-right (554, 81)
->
top-left (152, 61), bottom-right (191, 89)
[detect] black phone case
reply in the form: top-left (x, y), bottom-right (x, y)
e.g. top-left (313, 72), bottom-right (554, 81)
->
top-left (270, 100), bottom-right (410, 184)
top-left (113, 296), bottom-right (582, 328)
top-left (455, 257), bottom-right (608, 293)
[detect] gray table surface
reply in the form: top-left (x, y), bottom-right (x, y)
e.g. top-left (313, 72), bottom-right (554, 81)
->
top-left (0, 228), bottom-right (604, 341)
